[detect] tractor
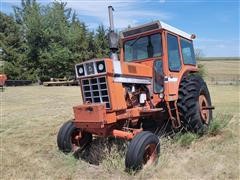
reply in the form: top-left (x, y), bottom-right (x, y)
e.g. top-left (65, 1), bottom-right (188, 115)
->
top-left (57, 6), bottom-right (214, 171)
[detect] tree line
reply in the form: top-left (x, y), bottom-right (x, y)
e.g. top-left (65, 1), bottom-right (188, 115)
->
top-left (0, 0), bottom-right (109, 82)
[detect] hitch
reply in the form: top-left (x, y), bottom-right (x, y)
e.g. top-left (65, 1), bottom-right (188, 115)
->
top-left (202, 106), bottom-right (215, 110)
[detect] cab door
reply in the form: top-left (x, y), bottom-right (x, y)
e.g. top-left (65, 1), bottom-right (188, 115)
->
top-left (164, 33), bottom-right (182, 101)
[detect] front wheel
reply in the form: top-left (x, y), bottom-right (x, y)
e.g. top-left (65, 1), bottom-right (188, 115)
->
top-left (125, 131), bottom-right (160, 171)
top-left (57, 120), bottom-right (92, 153)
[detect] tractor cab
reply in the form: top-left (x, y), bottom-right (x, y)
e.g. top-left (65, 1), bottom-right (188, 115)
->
top-left (119, 21), bottom-right (198, 102)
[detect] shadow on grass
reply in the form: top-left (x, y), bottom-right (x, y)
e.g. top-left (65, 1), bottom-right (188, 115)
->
top-left (76, 137), bottom-right (127, 165)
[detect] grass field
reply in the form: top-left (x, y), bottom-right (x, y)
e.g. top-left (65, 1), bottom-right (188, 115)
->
top-left (1, 59), bottom-right (239, 179)
top-left (198, 60), bottom-right (239, 83)
top-left (1, 83), bottom-right (239, 179)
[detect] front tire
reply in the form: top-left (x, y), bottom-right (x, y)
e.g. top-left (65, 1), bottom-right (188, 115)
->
top-left (125, 131), bottom-right (160, 171)
top-left (57, 120), bottom-right (92, 153)
top-left (177, 75), bottom-right (213, 134)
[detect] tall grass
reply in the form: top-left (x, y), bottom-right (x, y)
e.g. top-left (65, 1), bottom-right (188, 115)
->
top-left (171, 113), bottom-right (232, 147)
top-left (102, 148), bottom-right (125, 172)
top-left (173, 132), bottom-right (199, 147)
top-left (96, 113), bottom-right (233, 173)
top-left (208, 114), bottom-right (232, 136)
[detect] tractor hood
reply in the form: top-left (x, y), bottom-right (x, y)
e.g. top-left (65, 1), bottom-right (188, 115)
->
top-left (75, 58), bottom-right (152, 84)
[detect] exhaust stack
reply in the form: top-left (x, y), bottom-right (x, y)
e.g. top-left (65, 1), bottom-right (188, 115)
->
top-left (108, 6), bottom-right (115, 31)
top-left (107, 6), bottom-right (119, 61)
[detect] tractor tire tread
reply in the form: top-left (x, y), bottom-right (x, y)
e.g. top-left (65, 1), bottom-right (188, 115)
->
top-left (177, 75), bottom-right (212, 134)
top-left (125, 131), bottom-right (160, 171)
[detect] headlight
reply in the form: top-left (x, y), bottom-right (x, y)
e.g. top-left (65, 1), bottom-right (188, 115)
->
top-left (78, 67), bottom-right (84, 74)
top-left (96, 61), bottom-right (106, 73)
top-left (76, 65), bottom-right (84, 77)
top-left (98, 63), bottom-right (104, 71)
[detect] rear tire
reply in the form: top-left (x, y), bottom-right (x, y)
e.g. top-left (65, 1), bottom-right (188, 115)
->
top-left (57, 120), bottom-right (92, 153)
top-left (177, 75), bottom-right (213, 134)
top-left (125, 131), bottom-right (160, 171)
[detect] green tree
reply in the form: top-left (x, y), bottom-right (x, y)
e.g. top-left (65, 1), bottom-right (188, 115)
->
top-left (39, 1), bottom-right (73, 80)
top-left (13, 0), bottom-right (44, 80)
top-left (94, 24), bottom-right (109, 58)
top-left (1, 0), bottom-right (110, 81)
top-left (0, 12), bottom-right (29, 79)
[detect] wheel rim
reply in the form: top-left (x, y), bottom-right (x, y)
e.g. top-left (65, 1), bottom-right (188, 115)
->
top-left (143, 143), bottom-right (158, 167)
top-left (199, 94), bottom-right (210, 124)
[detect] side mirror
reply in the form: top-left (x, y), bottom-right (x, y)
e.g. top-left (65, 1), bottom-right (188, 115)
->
top-left (108, 31), bottom-right (119, 50)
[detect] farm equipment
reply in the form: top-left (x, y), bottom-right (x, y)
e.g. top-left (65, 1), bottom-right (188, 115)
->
top-left (57, 6), bottom-right (214, 170)
top-left (43, 77), bottom-right (78, 86)
top-left (0, 74), bottom-right (7, 91)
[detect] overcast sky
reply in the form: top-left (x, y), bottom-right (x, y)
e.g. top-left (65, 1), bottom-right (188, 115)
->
top-left (1, 0), bottom-right (239, 57)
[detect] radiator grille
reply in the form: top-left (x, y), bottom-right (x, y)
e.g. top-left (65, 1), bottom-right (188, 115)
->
top-left (81, 76), bottom-right (110, 109)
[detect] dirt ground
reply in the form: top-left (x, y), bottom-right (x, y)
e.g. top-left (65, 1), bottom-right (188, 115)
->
top-left (1, 84), bottom-right (239, 179)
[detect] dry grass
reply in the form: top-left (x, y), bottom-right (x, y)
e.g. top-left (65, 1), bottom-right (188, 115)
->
top-left (199, 60), bottom-right (240, 83)
top-left (1, 84), bottom-right (239, 179)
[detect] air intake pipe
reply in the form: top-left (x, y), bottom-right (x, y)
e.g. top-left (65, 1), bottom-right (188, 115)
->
top-left (108, 6), bottom-right (119, 61)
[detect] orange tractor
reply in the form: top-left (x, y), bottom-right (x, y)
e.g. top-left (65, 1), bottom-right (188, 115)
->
top-left (57, 6), bottom-right (214, 170)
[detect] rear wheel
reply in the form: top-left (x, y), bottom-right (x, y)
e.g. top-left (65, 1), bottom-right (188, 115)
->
top-left (125, 131), bottom-right (160, 171)
top-left (177, 75), bottom-right (213, 134)
top-left (57, 120), bottom-right (92, 153)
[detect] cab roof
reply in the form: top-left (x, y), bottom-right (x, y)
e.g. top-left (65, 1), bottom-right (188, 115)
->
top-left (120, 20), bottom-right (193, 40)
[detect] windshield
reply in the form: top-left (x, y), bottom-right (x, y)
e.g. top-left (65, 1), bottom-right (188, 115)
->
top-left (124, 33), bottom-right (162, 62)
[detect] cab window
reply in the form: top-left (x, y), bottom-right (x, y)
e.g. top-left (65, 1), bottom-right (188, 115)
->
top-left (124, 33), bottom-right (162, 62)
top-left (167, 34), bottom-right (181, 71)
top-left (154, 60), bottom-right (164, 93)
top-left (181, 38), bottom-right (196, 65)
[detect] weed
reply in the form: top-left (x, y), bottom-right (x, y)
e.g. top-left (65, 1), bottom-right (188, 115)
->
top-left (174, 132), bottom-right (199, 147)
top-left (196, 63), bottom-right (207, 78)
top-left (102, 148), bottom-right (125, 172)
top-left (101, 138), bottom-right (127, 172)
top-left (208, 114), bottom-right (232, 136)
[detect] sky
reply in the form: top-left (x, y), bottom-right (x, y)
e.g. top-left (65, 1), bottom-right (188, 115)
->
top-left (1, 0), bottom-right (239, 57)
